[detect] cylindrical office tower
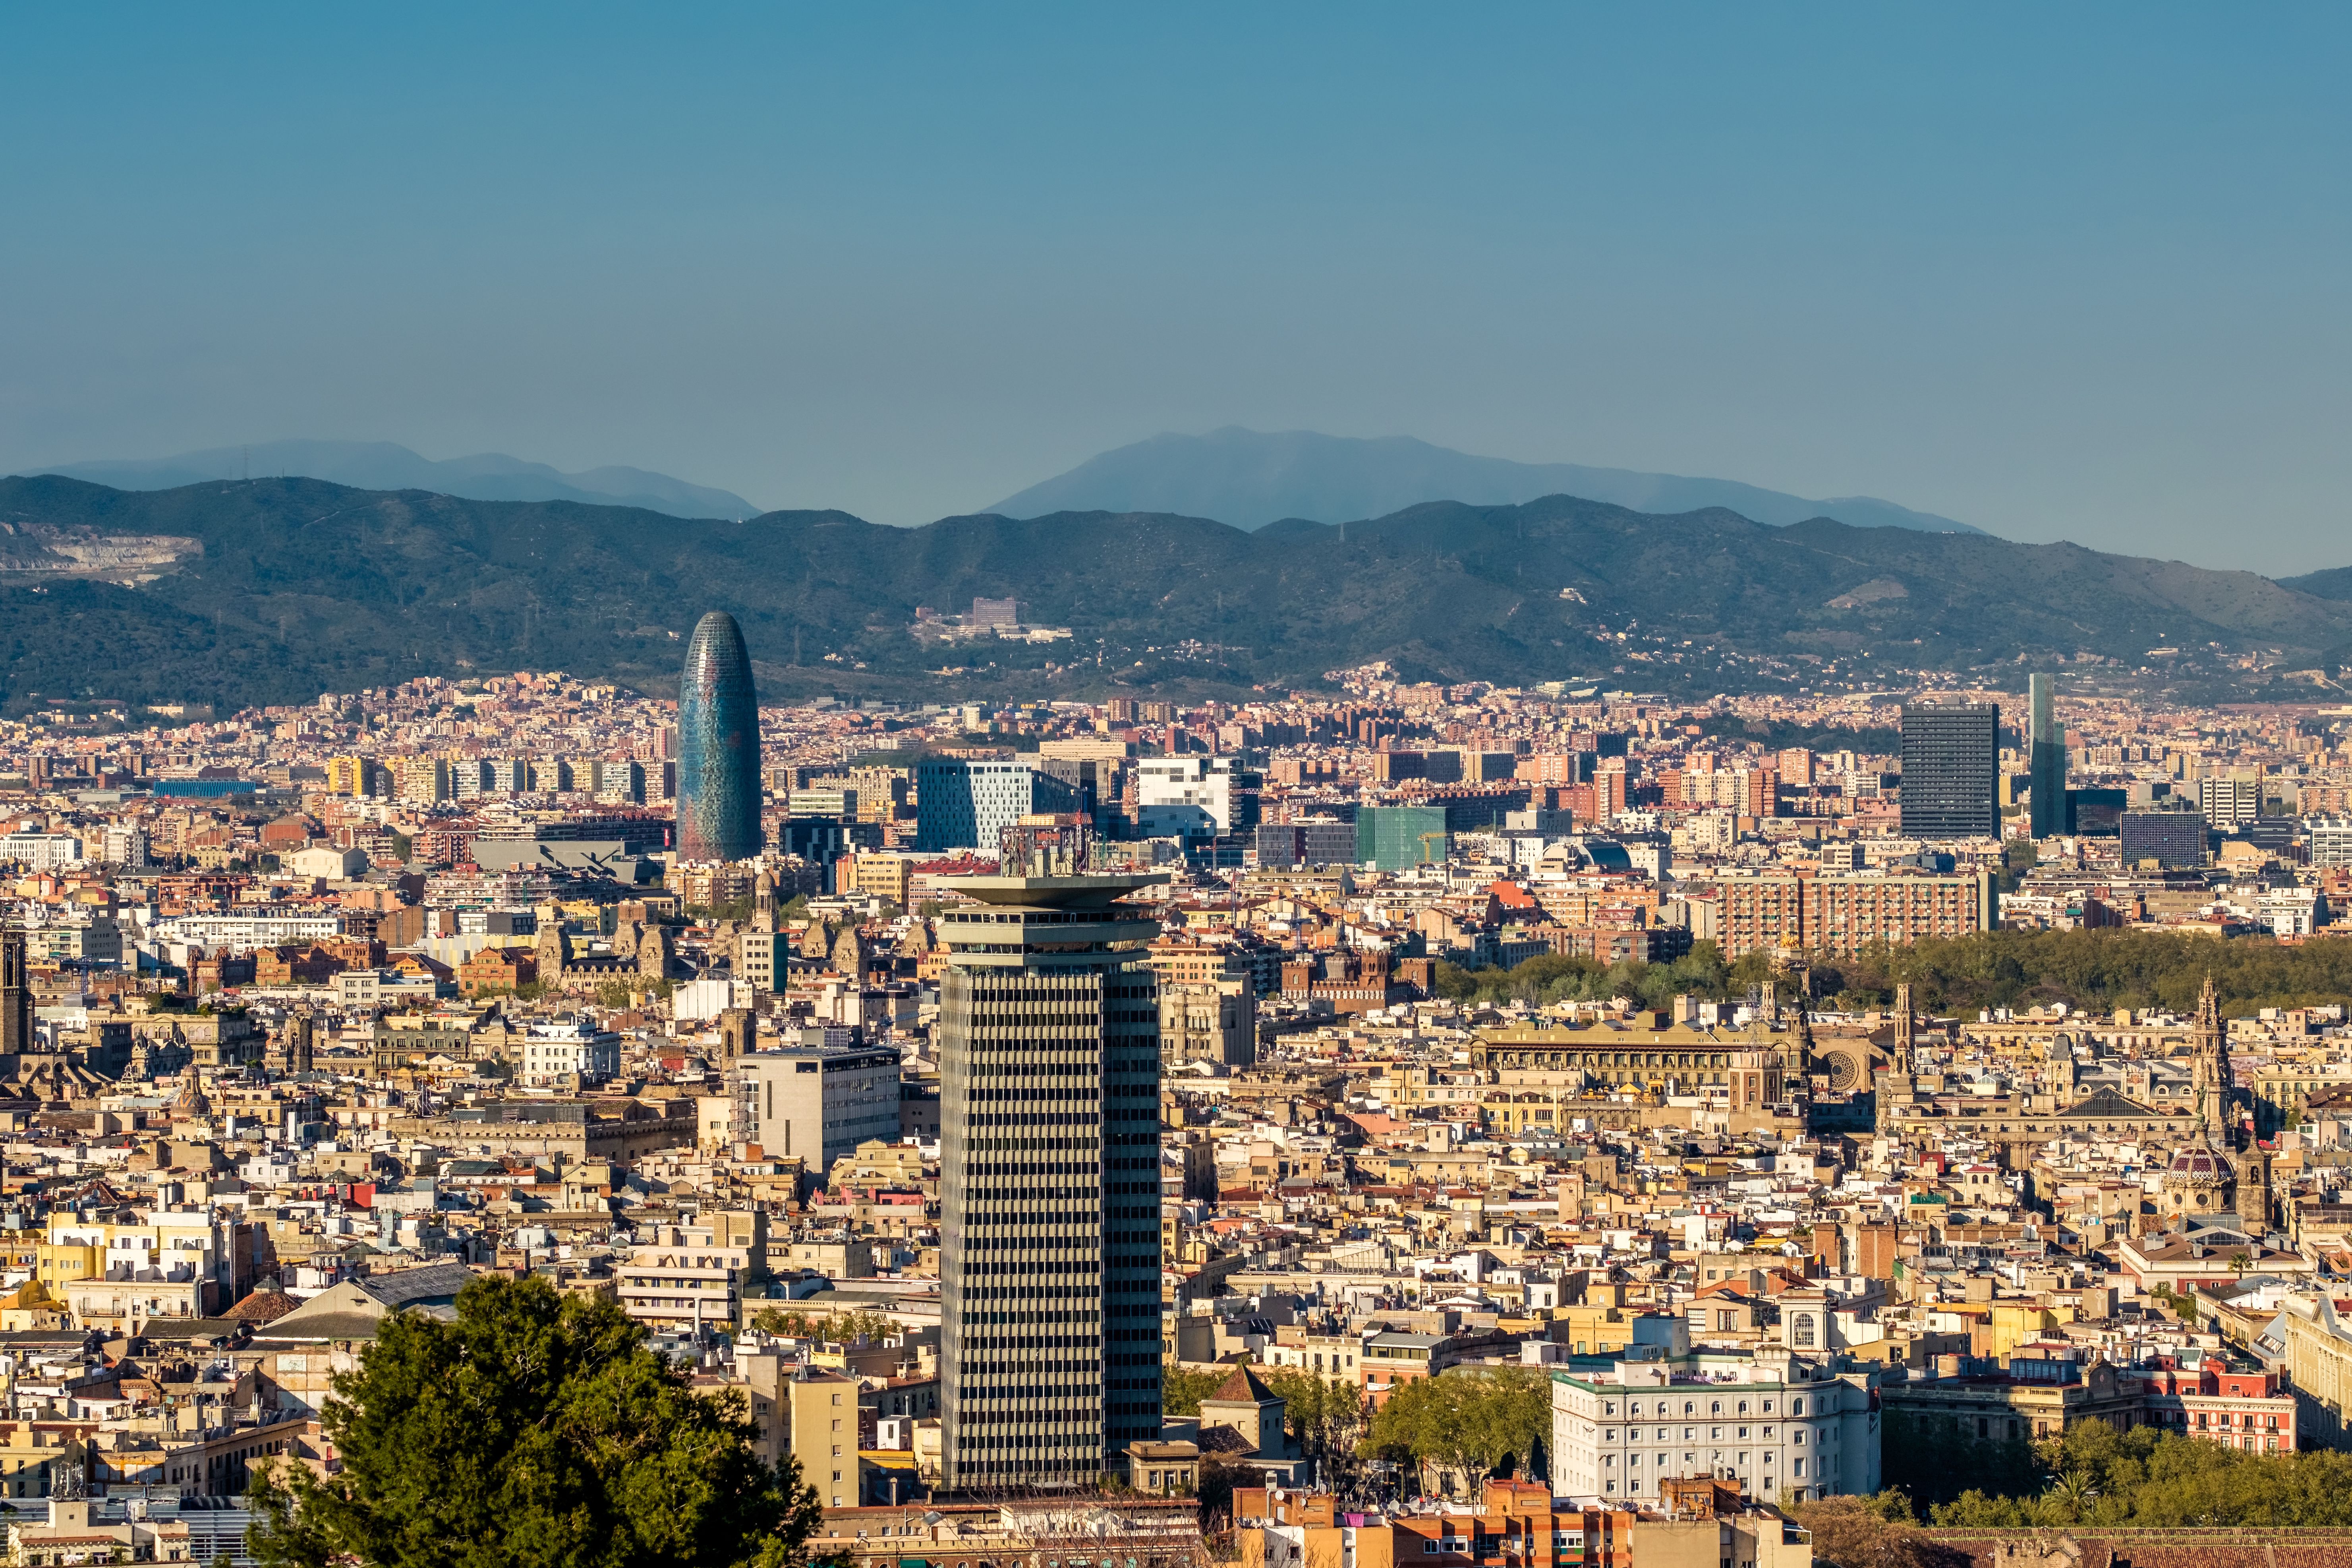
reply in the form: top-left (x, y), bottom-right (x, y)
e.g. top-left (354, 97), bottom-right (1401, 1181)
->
top-left (936, 859), bottom-right (1165, 1491)
top-left (675, 611), bottom-right (763, 862)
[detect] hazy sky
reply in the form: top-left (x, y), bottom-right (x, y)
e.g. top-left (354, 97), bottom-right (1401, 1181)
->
top-left (5, 6), bottom-right (2350, 573)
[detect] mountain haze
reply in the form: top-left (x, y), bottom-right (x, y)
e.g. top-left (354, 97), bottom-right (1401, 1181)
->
top-left (24, 440), bottom-right (757, 521)
top-left (2279, 566), bottom-right (2352, 603)
top-left (987, 427), bottom-right (1987, 536)
top-left (0, 476), bottom-right (2331, 715)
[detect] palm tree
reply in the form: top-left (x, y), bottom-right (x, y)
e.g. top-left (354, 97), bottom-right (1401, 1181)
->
top-left (2043, 1469), bottom-right (2097, 1522)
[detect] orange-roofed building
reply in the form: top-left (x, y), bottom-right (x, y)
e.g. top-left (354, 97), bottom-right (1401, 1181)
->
top-left (1238, 1478), bottom-right (1807, 1568)
top-left (1490, 881), bottom-right (1540, 913)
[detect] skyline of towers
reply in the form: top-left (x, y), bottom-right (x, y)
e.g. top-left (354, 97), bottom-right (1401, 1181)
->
top-left (675, 610), bottom-right (763, 863)
top-left (936, 823), bottom-right (1164, 1491)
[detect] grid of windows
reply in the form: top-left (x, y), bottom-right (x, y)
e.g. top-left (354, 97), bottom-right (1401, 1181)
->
top-left (938, 883), bottom-right (1163, 1489)
top-left (1900, 703), bottom-right (1999, 839)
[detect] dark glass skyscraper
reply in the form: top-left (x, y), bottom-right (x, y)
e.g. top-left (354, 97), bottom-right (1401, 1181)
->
top-left (1899, 702), bottom-right (2000, 839)
top-left (2120, 807), bottom-right (2206, 868)
top-left (676, 611), bottom-right (762, 862)
top-left (2027, 673), bottom-right (2068, 839)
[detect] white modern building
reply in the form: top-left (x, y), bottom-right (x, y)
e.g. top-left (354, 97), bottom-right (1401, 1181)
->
top-left (913, 759), bottom-right (1078, 852)
top-left (2309, 815), bottom-right (2352, 870)
top-left (0, 833), bottom-right (83, 871)
top-left (520, 1018), bottom-right (622, 1087)
top-left (1548, 1319), bottom-right (1880, 1505)
top-left (154, 914), bottom-right (344, 946)
top-left (287, 843), bottom-right (371, 880)
top-left (616, 1218), bottom-right (768, 1334)
top-left (99, 826), bottom-right (150, 869)
top-left (337, 968), bottom-right (447, 1007)
top-left (1135, 756), bottom-right (1252, 838)
top-left (2198, 774), bottom-right (2261, 829)
top-left (736, 1044), bottom-right (903, 1174)
top-left (2255, 887), bottom-right (2326, 938)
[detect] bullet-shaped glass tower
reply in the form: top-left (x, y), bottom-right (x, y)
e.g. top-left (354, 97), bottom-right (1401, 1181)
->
top-left (676, 611), bottom-right (763, 862)
top-left (937, 820), bottom-right (1164, 1491)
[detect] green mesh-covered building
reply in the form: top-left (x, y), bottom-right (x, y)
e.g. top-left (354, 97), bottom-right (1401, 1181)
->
top-left (1357, 805), bottom-right (1449, 870)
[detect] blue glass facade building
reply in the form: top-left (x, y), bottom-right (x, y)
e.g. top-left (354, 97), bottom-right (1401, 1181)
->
top-left (2028, 673), bottom-right (2068, 839)
top-left (676, 611), bottom-right (763, 862)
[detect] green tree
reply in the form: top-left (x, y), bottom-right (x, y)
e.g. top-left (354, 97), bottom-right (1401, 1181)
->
top-left (1922, 1423), bottom-right (2352, 1529)
top-left (247, 1274), bottom-right (823, 1568)
top-left (2041, 1468), bottom-right (2097, 1523)
top-left (748, 1307), bottom-right (898, 1343)
top-left (1360, 1368), bottom-right (1548, 1497)
top-left (1194, 1453), bottom-right (1246, 1525)
top-left (1162, 1365), bottom-right (1229, 1417)
top-left (1879, 1409), bottom-right (2041, 1508)
top-left (1256, 1367), bottom-right (1373, 1492)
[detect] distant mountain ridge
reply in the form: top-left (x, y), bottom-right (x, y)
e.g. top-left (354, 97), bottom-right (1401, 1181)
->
top-left (987, 426), bottom-right (1987, 536)
top-left (0, 474), bottom-right (2335, 717)
top-left (2280, 565), bottom-right (2352, 603)
top-left (21, 439), bottom-right (757, 521)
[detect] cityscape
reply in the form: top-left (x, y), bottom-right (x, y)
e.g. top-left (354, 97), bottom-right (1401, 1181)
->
top-left (0, 627), bottom-right (2344, 1560)
top-left (10, 10), bottom-right (2352, 1568)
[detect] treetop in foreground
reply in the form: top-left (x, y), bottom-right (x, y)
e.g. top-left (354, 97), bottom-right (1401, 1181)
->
top-left (248, 1273), bottom-right (823, 1568)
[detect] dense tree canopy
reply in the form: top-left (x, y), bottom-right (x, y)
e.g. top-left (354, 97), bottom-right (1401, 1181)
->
top-left (1159, 1363), bottom-right (1373, 1495)
top-left (1361, 1368), bottom-right (1549, 1496)
top-left (1440, 929), bottom-right (2352, 1021)
top-left (1929, 1421), bottom-right (2352, 1528)
top-left (248, 1274), bottom-right (824, 1568)
top-left (1253, 1367), bottom-right (1374, 1495)
top-left (1436, 944), bottom-right (1734, 1009)
top-left (1879, 1410), bottom-right (2040, 1508)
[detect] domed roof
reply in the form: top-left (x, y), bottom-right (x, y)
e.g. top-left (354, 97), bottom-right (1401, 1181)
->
top-left (172, 1073), bottom-right (210, 1119)
top-left (2166, 1147), bottom-right (2227, 1179)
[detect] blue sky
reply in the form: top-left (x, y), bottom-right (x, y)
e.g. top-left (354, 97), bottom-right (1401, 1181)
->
top-left (4, 5), bottom-right (2349, 572)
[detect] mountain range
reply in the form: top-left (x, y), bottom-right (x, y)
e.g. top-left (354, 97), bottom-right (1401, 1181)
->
top-left (21, 440), bottom-right (757, 521)
top-left (0, 474), bottom-right (2340, 715)
top-left (33, 427), bottom-right (1981, 540)
top-left (988, 427), bottom-right (1987, 536)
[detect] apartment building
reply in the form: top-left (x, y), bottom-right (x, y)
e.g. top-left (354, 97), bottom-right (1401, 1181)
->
top-left (737, 1045), bottom-right (903, 1176)
top-left (1718, 871), bottom-right (1997, 960)
top-left (1548, 1333), bottom-right (1880, 1505)
top-left (615, 1217), bottom-right (769, 1334)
